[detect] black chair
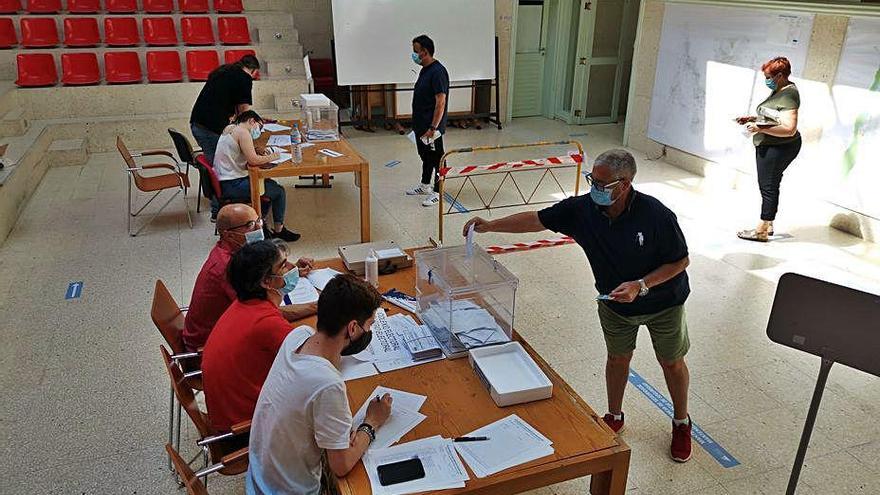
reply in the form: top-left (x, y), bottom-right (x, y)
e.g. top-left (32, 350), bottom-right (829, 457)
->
top-left (168, 128), bottom-right (210, 213)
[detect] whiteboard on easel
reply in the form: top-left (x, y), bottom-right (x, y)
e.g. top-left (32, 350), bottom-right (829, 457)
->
top-left (646, 3), bottom-right (813, 162)
top-left (331, 0), bottom-right (495, 86)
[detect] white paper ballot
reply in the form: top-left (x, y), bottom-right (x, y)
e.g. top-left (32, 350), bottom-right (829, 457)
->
top-left (267, 134), bottom-right (291, 146)
top-left (406, 130), bottom-right (417, 144)
top-left (454, 415), bottom-right (554, 478)
top-left (466, 223), bottom-right (475, 258)
top-left (353, 386), bottom-right (428, 449)
top-left (305, 268), bottom-right (342, 291)
top-left (363, 436), bottom-right (469, 495)
top-left (271, 153), bottom-right (292, 164)
top-left (262, 123), bottom-right (291, 132)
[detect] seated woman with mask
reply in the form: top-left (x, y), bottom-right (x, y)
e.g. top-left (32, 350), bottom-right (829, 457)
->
top-left (213, 110), bottom-right (301, 242)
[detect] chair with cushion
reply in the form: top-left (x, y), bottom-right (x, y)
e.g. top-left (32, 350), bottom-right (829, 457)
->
top-left (117, 135), bottom-right (191, 236)
top-left (143, 16), bottom-right (177, 46)
top-left (15, 53), bottom-right (57, 87)
top-left (104, 51), bottom-right (141, 83)
top-left (67, 0), bottom-right (101, 13)
top-left (185, 50), bottom-right (218, 81)
top-left (0, 18), bottom-right (17, 48)
top-left (166, 443), bottom-right (247, 495)
top-left (179, 0), bottom-right (207, 13)
top-left (0, 0), bottom-right (21, 13)
top-left (25, 0), bottom-right (59, 13)
top-left (217, 16), bottom-right (248, 45)
top-left (105, 0), bottom-right (135, 13)
top-left (61, 52), bottom-right (100, 85)
top-left (63, 17), bottom-right (100, 47)
top-left (143, 0), bottom-right (173, 13)
top-left (20, 17), bottom-right (59, 47)
top-left (212, 0), bottom-right (240, 13)
top-left (181, 16), bottom-right (213, 45)
top-left (146, 50), bottom-right (182, 82)
top-left (104, 16), bottom-right (139, 46)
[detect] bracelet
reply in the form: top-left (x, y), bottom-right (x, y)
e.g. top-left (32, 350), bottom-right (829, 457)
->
top-left (356, 423), bottom-right (376, 443)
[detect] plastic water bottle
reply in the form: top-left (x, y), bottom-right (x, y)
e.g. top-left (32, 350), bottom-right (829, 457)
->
top-left (291, 123), bottom-right (303, 163)
top-left (365, 250), bottom-right (379, 288)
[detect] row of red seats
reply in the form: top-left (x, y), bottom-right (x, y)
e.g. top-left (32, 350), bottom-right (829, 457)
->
top-left (0, 0), bottom-right (241, 14)
top-left (1, 15), bottom-right (250, 47)
top-left (16, 48), bottom-right (254, 86)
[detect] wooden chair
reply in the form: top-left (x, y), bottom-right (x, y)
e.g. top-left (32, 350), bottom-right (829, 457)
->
top-left (161, 345), bottom-right (250, 487)
top-left (166, 443), bottom-right (247, 495)
top-left (118, 135), bottom-right (192, 236)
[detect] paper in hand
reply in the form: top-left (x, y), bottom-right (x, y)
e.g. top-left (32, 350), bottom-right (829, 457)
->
top-left (466, 224), bottom-right (475, 258)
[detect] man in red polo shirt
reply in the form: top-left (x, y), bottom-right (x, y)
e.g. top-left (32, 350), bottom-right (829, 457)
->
top-left (182, 204), bottom-right (315, 352)
top-left (202, 238), bottom-right (303, 432)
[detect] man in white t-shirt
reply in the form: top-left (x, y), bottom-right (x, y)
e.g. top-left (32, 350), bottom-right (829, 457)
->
top-left (246, 274), bottom-right (393, 495)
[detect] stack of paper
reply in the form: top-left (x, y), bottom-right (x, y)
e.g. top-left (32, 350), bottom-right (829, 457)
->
top-left (363, 436), bottom-right (470, 495)
top-left (401, 324), bottom-right (442, 361)
top-left (306, 267), bottom-right (343, 291)
top-left (454, 414), bottom-right (554, 478)
top-left (281, 277), bottom-right (319, 306)
top-left (352, 386), bottom-right (428, 450)
top-left (422, 299), bottom-right (510, 350)
top-left (267, 134), bottom-right (292, 146)
top-left (262, 123), bottom-right (291, 132)
top-left (354, 309), bottom-right (445, 372)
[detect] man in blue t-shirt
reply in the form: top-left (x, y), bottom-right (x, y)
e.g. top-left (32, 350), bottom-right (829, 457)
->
top-left (405, 34), bottom-right (449, 207)
top-left (463, 149), bottom-right (694, 463)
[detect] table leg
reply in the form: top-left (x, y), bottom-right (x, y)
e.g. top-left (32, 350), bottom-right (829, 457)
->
top-left (249, 170), bottom-right (263, 218)
top-left (590, 451), bottom-right (630, 495)
top-left (359, 163), bottom-right (371, 242)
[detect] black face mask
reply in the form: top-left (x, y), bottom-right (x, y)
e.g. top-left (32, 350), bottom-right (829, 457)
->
top-left (341, 324), bottom-right (373, 356)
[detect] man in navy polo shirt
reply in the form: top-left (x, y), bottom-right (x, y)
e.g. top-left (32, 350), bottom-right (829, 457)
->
top-left (405, 34), bottom-right (449, 207)
top-left (463, 149), bottom-right (693, 463)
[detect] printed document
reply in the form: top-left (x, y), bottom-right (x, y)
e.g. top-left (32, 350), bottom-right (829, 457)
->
top-left (363, 436), bottom-right (469, 495)
top-left (454, 414), bottom-right (554, 477)
top-left (352, 386), bottom-right (428, 450)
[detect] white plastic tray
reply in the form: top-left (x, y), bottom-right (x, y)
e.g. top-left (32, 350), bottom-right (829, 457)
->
top-left (468, 342), bottom-right (553, 407)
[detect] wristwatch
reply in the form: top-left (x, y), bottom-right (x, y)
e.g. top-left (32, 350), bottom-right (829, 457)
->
top-left (356, 423), bottom-right (376, 443)
top-left (637, 279), bottom-right (649, 297)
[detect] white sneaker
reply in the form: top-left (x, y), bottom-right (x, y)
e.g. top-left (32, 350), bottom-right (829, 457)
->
top-left (421, 193), bottom-right (440, 207)
top-left (406, 183), bottom-right (432, 195)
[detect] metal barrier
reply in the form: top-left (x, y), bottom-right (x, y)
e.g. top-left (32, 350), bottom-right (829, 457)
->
top-left (437, 140), bottom-right (585, 243)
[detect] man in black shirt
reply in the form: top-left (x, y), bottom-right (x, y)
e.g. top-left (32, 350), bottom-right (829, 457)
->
top-left (190, 54), bottom-right (260, 218)
top-left (463, 149), bottom-right (694, 463)
top-left (405, 34), bottom-right (449, 207)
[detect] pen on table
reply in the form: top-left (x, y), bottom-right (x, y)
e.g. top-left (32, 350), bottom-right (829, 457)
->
top-left (453, 436), bottom-right (489, 442)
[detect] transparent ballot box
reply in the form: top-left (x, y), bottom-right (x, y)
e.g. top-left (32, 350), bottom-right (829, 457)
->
top-left (415, 244), bottom-right (518, 358)
top-left (299, 93), bottom-right (339, 142)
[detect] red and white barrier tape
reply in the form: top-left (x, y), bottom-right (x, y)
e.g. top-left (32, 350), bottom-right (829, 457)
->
top-left (440, 153), bottom-right (583, 178)
top-left (485, 236), bottom-right (576, 255)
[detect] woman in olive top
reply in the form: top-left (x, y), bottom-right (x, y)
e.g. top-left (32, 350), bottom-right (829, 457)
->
top-left (735, 57), bottom-right (801, 242)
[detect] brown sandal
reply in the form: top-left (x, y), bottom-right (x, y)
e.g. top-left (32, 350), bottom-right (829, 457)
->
top-left (737, 229), bottom-right (769, 242)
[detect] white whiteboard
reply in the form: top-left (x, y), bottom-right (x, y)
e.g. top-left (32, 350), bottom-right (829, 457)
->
top-left (331, 0), bottom-right (496, 86)
top-left (646, 3), bottom-right (813, 162)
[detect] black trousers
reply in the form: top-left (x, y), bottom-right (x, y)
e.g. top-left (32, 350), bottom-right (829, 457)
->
top-left (416, 135), bottom-right (444, 193)
top-left (755, 136), bottom-right (801, 221)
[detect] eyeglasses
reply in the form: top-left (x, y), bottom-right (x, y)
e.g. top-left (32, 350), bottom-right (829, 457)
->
top-left (585, 173), bottom-right (623, 191)
top-left (227, 218), bottom-right (263, 232)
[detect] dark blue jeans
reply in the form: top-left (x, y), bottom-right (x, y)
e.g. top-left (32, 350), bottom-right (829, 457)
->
top-left (190, 123), bottom-right (222, 215)
top-left (220, 177), bottom-right (287, 227)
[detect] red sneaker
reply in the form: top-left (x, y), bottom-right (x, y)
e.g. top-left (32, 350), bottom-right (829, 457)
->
top-left (601, 412), bottom-right (625, 434)
top-left (671, 416), bottom-right (692, 463)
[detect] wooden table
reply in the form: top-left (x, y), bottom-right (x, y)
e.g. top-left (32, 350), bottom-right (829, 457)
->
top-left (302, 254), bottom-right (630, 495)
top-left (250, 120), bottom-right (371, 242)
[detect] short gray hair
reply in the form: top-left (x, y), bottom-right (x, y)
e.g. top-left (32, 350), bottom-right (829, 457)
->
top-left (594, 149), bottom-right (637, 180)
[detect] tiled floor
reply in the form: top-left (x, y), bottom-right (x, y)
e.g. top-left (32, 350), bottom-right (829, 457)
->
top-left (1, 117), bottom-right (879, 494)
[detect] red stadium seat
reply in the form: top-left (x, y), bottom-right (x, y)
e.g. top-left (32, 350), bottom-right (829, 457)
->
top-left (15, 53), bottom-right (57, 87)
top-left (67, 0), bottom-right (100, 13)
top-left (143, 17), bottom-right (176, 46)
top-left (25, 0), bottom-right (59, 13)
top-left (224, 49), bottom-right (257, 78)
top-left (217, 16), bottom-right (248, 45)
top-left (213, 0), bottom-right (240, 13)
top-left (147, 50), bottom-right (182, 82)
top-left (104, 50), bottom-right (141, 83)
top-left (178, 0), bottom-right (206, 12)
top-left (185, 50), bottom-right (218, 81)
top-left (61, 52), bottom-right (100, 85)
top-left (0, 0), bottom-right (21, 13)
top-left (0, 18), bottom-right (17, 47)
top-left (63, 17), bottom-right (100, 47)
top-left (181, 16), bottom-right (213, 45)
top-left (20, 17), bottom-right (59, 47)
top-left (143, 0), bottom-right (172, 13)
top-left (104, 17), bottom-right (138, 46)
top-left (105, 0), bottom-right (135, 13)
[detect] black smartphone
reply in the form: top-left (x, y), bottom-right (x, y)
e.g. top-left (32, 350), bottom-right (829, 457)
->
top-left (376, 457), bottom-right (426, 486)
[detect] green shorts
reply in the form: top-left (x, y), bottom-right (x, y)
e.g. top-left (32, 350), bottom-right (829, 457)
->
top-left (597, 302), bottom-right (690, 362)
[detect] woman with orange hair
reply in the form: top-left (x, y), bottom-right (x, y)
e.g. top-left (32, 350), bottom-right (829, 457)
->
top-left (735, 57), bottom-right (802, 242)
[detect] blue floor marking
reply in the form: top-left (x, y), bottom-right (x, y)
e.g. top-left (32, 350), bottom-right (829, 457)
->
top-left (628, 369), bottom-right (740, 468)
top-left (570, 132), bottom-right (588, 137)
top-left (384, 160), bottom-right (401, 168)
top-left (66, 281), bottom-right (83, 300)
top-left (443, 192), bottom-right (468, 213)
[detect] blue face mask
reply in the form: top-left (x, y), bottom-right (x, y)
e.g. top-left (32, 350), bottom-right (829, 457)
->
top-left (244, 227), bottom-right (264, 244)
top-left (590, 183), bottom-right (618, 206)
top-left (250, 126), bottom-right (261, 140)
top-left (765, 77), bottom-right (778, 91)
top-left (411, 52), bottom-right (422, 65)
top-left (274, 267), bottom-right (300, 296)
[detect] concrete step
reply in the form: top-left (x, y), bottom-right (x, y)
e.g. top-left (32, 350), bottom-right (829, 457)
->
top-left (266, 59), bottom-right (306, 78)
top-left (0, 108), bottom-right (28, 138)
top-left (243, 0), bottom-right (291, 12)
top-left (45, 138), bottom-right (88, 168)
top-left (257, 27), bottom-right (299, 44)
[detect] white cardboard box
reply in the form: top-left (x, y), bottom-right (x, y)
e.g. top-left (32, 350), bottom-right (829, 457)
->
top-left (468, 342), bottom-right (553, 407)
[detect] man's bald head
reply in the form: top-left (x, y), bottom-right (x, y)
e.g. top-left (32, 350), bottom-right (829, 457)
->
top-left (217, 204), bottom-right (260, 248)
